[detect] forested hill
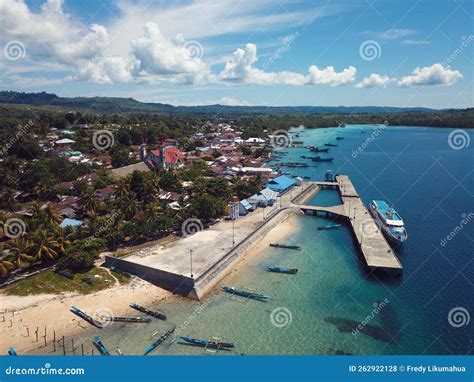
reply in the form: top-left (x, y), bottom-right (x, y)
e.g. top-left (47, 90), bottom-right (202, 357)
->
top-left (0, 90), bottom-right (439, 115)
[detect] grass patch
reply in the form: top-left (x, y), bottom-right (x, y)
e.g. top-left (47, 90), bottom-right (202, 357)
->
top-left (2, 267), bottom-right (128, 296)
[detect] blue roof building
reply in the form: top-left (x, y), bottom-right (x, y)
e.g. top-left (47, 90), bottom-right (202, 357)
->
top-left (266, 175), bottom-right (297, 195)
top-left (248, 187), bottom-right (279, 207)
top-left (59, 218), bottom-right (83, 228)
top-left (238, 199), bottom-right (255, 215)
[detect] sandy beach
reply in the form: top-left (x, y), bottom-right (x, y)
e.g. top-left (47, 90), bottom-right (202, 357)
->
top-left (0, 183), bottom-right (315, 355)
top-left (0, 277), bottom-right (172, 355)
top-left (0, 213), bottom-right (301, 355)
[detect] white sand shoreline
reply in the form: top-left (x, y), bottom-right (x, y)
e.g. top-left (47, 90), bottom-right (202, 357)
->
top-left (0, 212), bottom-right (300, 355)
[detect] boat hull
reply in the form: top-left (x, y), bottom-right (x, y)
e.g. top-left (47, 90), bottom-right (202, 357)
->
top-left (369, 203), bottom-right (408, 244)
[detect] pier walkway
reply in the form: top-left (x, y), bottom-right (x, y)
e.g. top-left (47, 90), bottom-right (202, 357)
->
top-left (292, 175), bottom-right (402, 275)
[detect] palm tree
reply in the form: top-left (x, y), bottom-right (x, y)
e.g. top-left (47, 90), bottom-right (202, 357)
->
top-left (0, 210), bottom-right (11, 237)
top-left (33, 183), bottom-right (50, 201)
top-left (42, 204), bottom-right (62, 227)
top-left (0, 258), bottom-right (14, 277)
top-left (114, 179), bottom-right (130, 200)
top-left (28, 201), bottom-right (44, 230)
top-left (79, 188), bottom-right (100, 216)
top-left (31, 229), bottom-right (59, 262)
top-left (52, 226), bottom-right (74, 256)
top-left (6, 237), bottom-right (35, 269)
top-left (119, 192), bottom-right (140, 220)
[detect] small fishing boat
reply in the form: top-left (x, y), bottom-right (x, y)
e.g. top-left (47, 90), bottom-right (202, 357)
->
top-left (269, 243), bottom-right (301, 250)
top-left (177, 336), bottom-right (234, 350)
top-left (93, 336), bottom-right (110, 356)
top-left (309, 146), bottom-right (329, 153)
top-left (317, 224), bottom-right (342, 230)
top-left (8, 347), bottom-right (17, 356)
top-left (105, 316), bottom-right (151, 323)
top-left (312, 156), bottom-right (334, 162)
top-left (324, 170), bottom-right (335, 182)
top-left (267, 266), bottom-right (298, 275)
top-left (324, 143), bottom-right (337, 147)
top-left (143, 327), bottom-right (176, 355)
top-left (336, 137), bottom-right (344, 140)
top-left (70, 306), bottom-right (103, 328)
top-left (221, 286), bottom-right (269, 301)
top-left (130, 303), bottom-right (166, 320)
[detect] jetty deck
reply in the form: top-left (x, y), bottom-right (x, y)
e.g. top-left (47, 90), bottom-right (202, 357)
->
top-left (292, 175), bottom-right (402, 274)
top-left (105, 177), bottom-right (401, 300)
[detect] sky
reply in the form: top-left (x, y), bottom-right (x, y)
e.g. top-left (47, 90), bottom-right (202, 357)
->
top-left (0, 0), bottom-right (472, 108)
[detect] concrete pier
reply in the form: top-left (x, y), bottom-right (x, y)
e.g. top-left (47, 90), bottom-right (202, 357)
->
top-left (292, 176), bottom-right (403, 275)
top-left (336, 175), bottom-right (402, 274)
top-left (104, 176), bottom-right (401, 300)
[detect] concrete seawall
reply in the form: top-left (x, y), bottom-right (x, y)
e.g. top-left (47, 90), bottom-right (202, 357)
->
top-left (103, 183), bottom-right (314, 300)
top-left (103, 255), bottom-right (197, 298)
top-left (194, 207), bottom-right (298, 299)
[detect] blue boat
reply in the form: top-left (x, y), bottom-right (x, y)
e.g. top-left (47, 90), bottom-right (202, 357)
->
top-left (70, 306), bottom-right (103, 328)
top-left (93, 336), bottom-right (110, 356)
top-left (8, 347), bottom-right (17, 356)
top-left (221, 286), bottom-right (269, 301)
top-left (266, 266), bottom-right (298, 275)
top-left (143, 327), bottom-right (175, 355)
top-left (317, 224), bottom-right (341, 230)
top-left (177, 336), bottom-right (234, 350)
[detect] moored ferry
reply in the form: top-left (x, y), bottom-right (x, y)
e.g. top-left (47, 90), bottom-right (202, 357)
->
top-left (370, 200), bottom-right (408, 243)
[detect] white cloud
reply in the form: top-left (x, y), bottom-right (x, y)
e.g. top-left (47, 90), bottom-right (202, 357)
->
top-left (131, 23), bottom-right (208, 77)
top-left (307, 65), bottom-right (356, 86)
top-left (355, 73), bottom-right (394, 88)
top-left (366, 28), bottom-right (414, 41)
top-left (216, 97), bottom-right (249, 106)
top-left (401, 39), bottom-right (431, 45)
top-left (214, 43), bottom-right (356, 86)
top-left (0, 0), bottom-right (109, 64)
top-left (398, 63), bottom-right (462, 87)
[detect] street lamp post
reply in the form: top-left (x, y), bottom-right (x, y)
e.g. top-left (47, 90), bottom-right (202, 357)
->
top-left (189, 249), bottom-right (193, 278)
top-left (232, 219), bottom-right (235, 246)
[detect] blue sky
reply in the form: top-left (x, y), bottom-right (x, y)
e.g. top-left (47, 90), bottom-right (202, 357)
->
top-left (0, 0), bottom-right (472, 108)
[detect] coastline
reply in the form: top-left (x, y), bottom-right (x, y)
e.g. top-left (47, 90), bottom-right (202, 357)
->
top-left (0, 210), bottom-right (301, 355)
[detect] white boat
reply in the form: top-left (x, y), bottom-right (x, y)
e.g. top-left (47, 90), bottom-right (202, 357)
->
top-left (370, 200), bottom-right (408, 243)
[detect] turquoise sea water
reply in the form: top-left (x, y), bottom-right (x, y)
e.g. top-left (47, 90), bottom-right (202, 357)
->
top-left (35, 125), bottom-right (473, 356)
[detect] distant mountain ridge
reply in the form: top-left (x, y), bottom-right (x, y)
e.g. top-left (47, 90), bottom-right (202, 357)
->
top-left (0, 90), bottom-right (454, 115)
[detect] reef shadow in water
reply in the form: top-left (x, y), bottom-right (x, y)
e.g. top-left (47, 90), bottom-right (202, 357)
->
top-left (324, 316), bottom-right (393, 343)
